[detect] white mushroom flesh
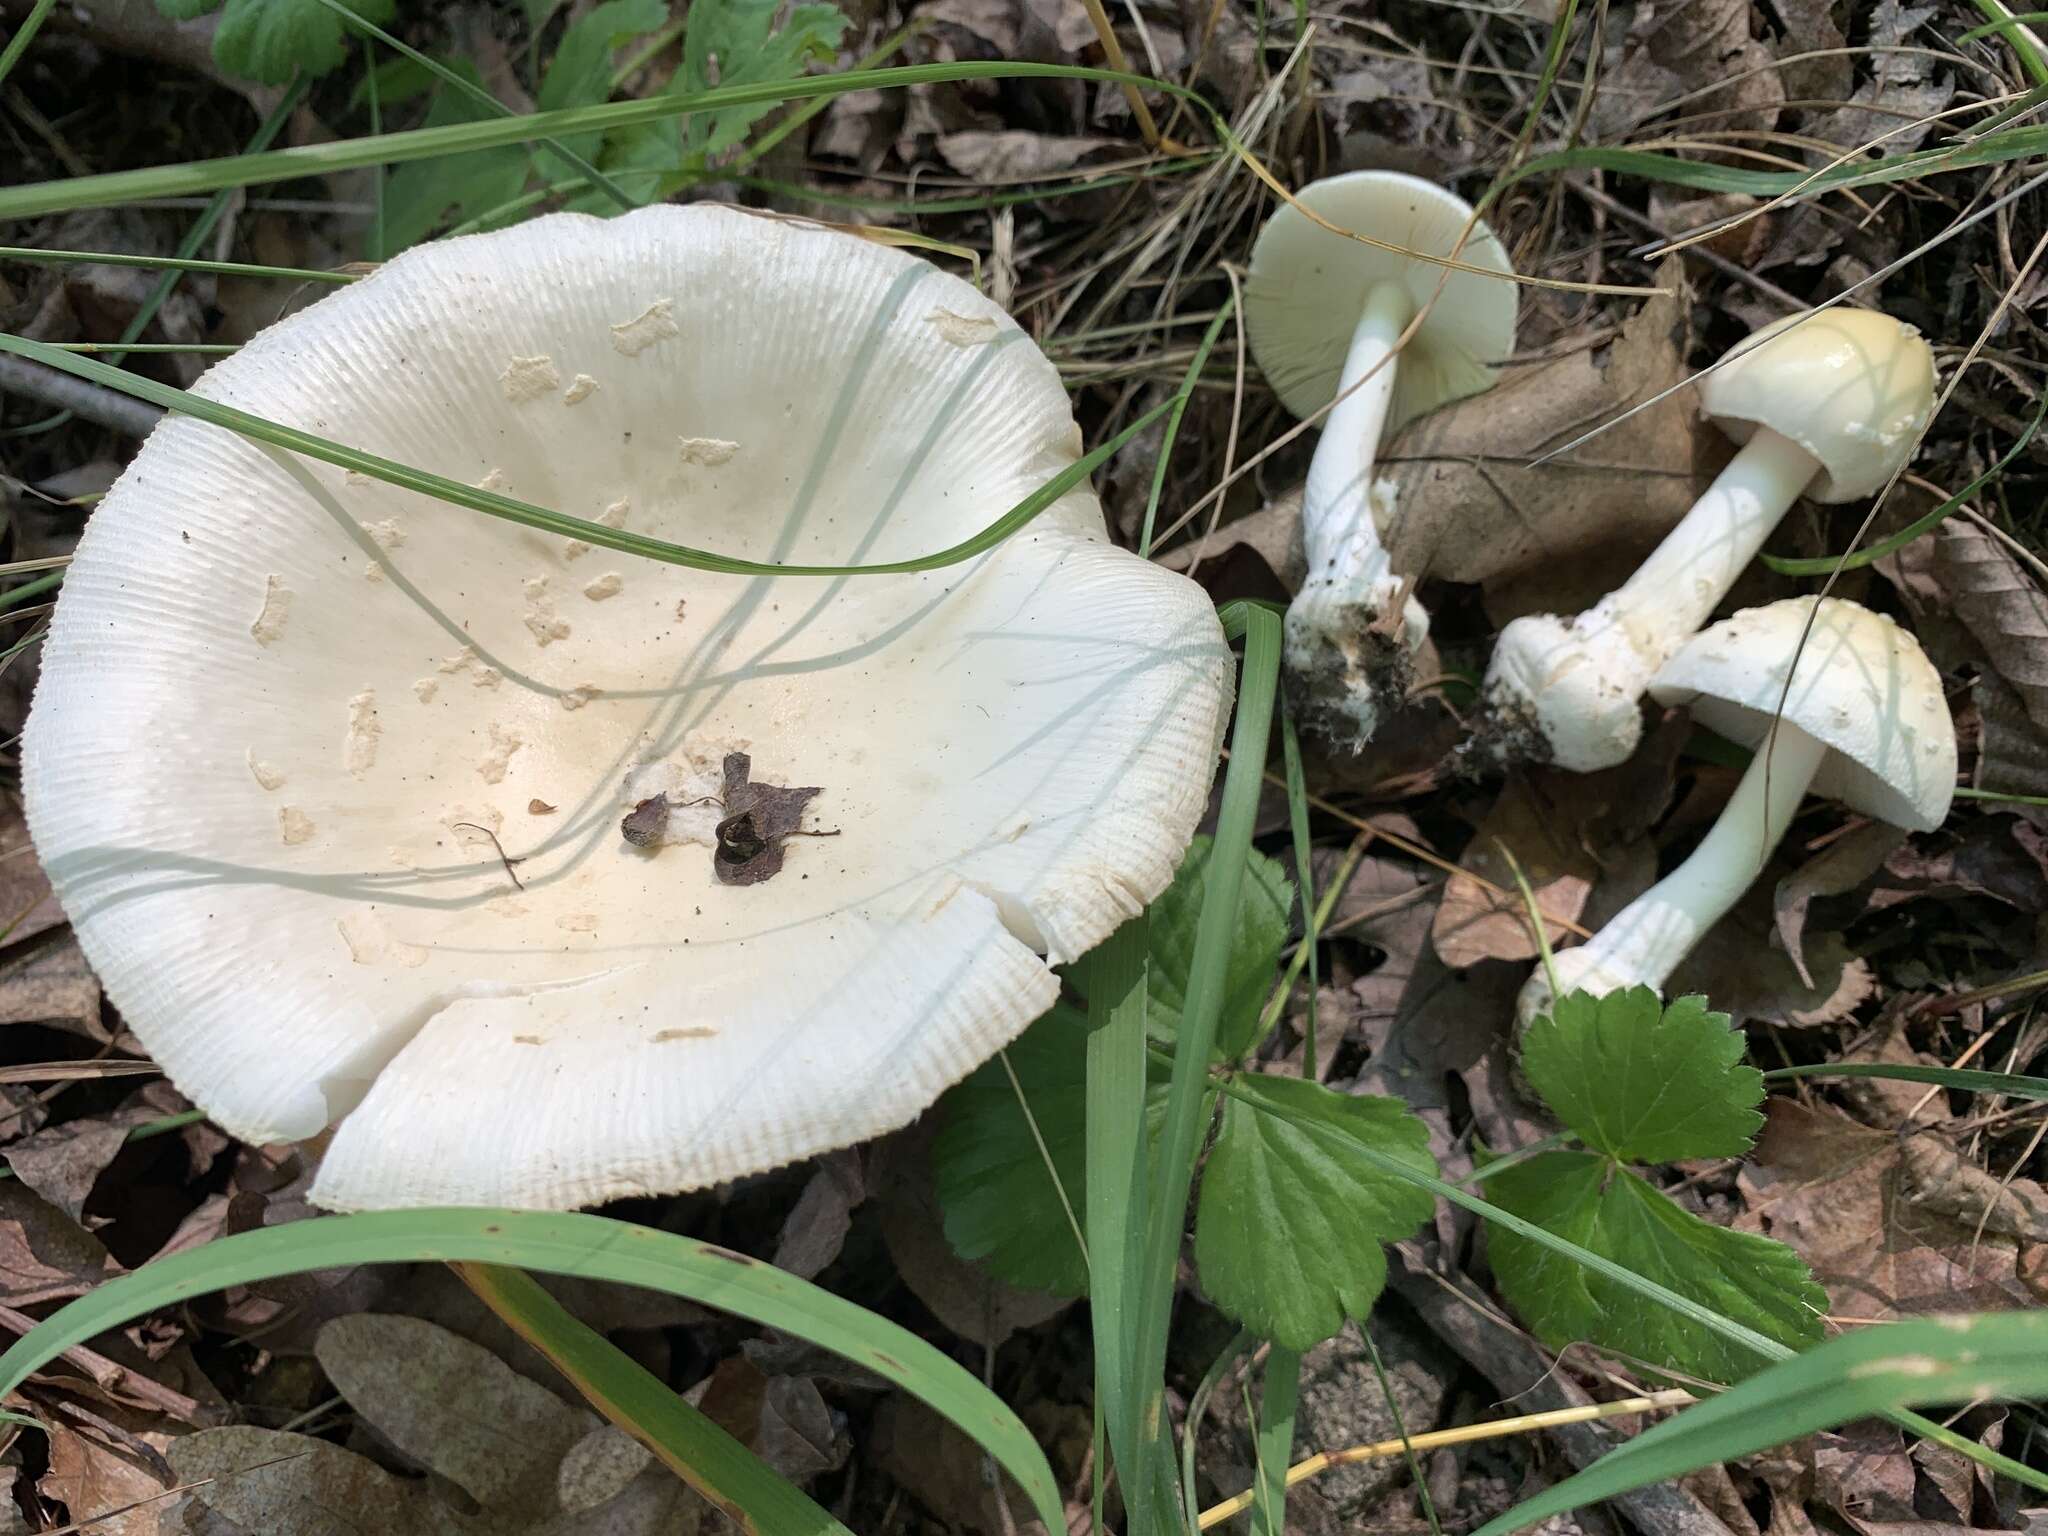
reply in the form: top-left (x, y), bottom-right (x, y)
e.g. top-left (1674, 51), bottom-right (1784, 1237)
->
top-left (24, 207), bottom-right (1234, 1212)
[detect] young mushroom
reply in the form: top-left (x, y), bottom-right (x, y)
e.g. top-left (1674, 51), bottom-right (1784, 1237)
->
top-left (24, 206), bottom-right (1233, 1211)
top-left (1474, 308), bottom-right (1935, 773)
top-left (1516, 596), bottom-right (1954, 1027)
top-left (1245, 171), bottom-right (1518, 751)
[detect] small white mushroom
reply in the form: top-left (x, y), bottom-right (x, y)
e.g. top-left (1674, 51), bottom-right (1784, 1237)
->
top-left (1478, 310), bottom-right (1936, 772)
top-left (23, 205), bottom-right (1231, 1213)
top-left (1245, 171), bottom-right (1518, 751)
top-left (1516, 597), bottom-right (1954, 1027)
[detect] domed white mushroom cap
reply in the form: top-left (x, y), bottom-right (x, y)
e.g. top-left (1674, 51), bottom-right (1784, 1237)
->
top-left (1648, 596), bottom-right (1954, 832)
top-left (1697, 309), bottom-right (1935, 503)
top-left (24, 206), bottom-right (1232, 1212)
top-left (1245, 171), bottom-right (1517, 438)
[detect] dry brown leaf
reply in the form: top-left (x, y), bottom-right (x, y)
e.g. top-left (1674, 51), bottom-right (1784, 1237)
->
top-left (1774, 824), bottom-right (1908, 988)
top-left (1806, 1), bottom-right (1952, 157)
top-left (873, 1120), bottom-right (1070, 1347)
top-left (1394, 260), bottom-right (1712, 611)
top-left (1593, 0), bottom-right (1784, 147)
top-left (0, 928), bottom-right (103, 1036)
top-left (936, 129), bottom-right (1123, 180)
top-left (692, 1356), bottom-right (847, 1483)
top-left (1161, 259), bottom-right (1709, 613)
top-left (167, 1316), bottom-right (703, 1534)
top-left (1740, 1100), bottom-right (2036, 1319)
top-left (1898, 1137), bottom-right (2048, 1243)
top-left (1973, 671), bottom-right (2048, 802)
top-left (0, 1182), bottom-right (121, 1306)
top-left (0, 793), bottom-right (63, 945)
top-left (868, 1393), bottom-right (1035, 1536)
top-left (771, 1149), bottom-right (864, 1280)
top-left (1936, 523), bottom-right (2048, 730)
top-left (40, 1416), bottom-right (170, 1536)
top-left (1434, 780), bottom-right (1594, 967)
top-left (1871, 816), bottom-right (2048, 913)
top-left (1668, 887), bottom-right (1876, 1029)
top-left (4, 1117), bottom-right (135, 1226)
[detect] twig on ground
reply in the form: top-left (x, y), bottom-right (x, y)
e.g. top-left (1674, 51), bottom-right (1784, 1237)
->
top-left (0, 356), bottom-right (164, 438)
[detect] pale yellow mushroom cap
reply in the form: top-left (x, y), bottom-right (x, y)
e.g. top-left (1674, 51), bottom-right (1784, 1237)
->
top-left (1649, 597), bottom-right (1954, 832)
top-left (1245, 171), bottom-right (1518, 437)
top-left (1697, 309), bottom-right (1935, 503)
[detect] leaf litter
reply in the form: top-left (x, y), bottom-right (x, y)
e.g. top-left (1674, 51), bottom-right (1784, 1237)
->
top-left (6, 0), bottom-right (2048, 1530)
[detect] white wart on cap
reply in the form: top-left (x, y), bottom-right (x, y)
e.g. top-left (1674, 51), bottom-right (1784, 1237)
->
top-left (24, 206), bottom-right (1233, 1212)
top-left (1245, 171), bottom-right (1518, 751)
top-left (1473, 308), bottom-right (1936, 775)
top-left (1515, 596), bottom-right (1953, 1027)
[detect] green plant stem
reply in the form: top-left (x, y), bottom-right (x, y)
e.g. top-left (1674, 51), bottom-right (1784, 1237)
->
top-left (1279, 708), bottom-right (1318, 1074)
top-left (1957, 786), bottom-right (2048, 807)
top-left (1762, 392), bottom-right (2048, 574)
top-left (1128, 602), bottom-right (1282, 1527)
top-left (1082, 914), bottom-right (1158, 1535)
top-left (458, 1264), bottom-right (850, 1533)
top-left (0, 0), bottom-right (56, 91)
top-left (0, 331), bottom-right (1173, 579)
top-left (1181, 1330), bottom-right (1256, 1524)
top-left (1138, 295), bottom-right (1237, 558)
top-left (0, 571), bottom-right (63, 611)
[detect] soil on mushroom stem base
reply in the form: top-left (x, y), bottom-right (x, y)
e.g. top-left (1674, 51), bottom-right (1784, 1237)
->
top-left (4, 0), bottom-right (2048, 1530)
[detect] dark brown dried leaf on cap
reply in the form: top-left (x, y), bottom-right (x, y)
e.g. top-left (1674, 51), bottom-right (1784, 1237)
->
top-left (713, 753), bottom-right (824, 887)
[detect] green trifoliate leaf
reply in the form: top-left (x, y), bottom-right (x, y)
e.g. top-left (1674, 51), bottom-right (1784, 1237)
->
top-left (1194, 1075), bottom-right (1437, 1351)
top-left (1486, 1150), bottom-right (1827, 1381)
top-left (933, 1006), bottom-right (1171, 1298)
top-left (1523, 988), bottom-right (1764, 1163)
top-left (1143, 835), bottom-right (1292, 1062)
top-left (680, 0), bottom-right (848, 160)
top-left (210, 0), bottom-right (398, 84)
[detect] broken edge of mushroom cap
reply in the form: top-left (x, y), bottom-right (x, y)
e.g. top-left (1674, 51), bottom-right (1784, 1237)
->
top-left (22, 204), bottom-right (1234, 1212)
top-left (1244, 170), bottom-right (1519, 438)
top-left (1647, 596), bottom-right (1955, 832)
top-left (1697, 309), bottom-right (1936, 503)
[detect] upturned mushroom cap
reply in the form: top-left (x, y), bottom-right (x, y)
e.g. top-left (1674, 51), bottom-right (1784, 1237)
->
top-left (1697, 309), bottom-right (1935, 503)
top-left (1647, 597), bottom-right (1954, 831)
top-left (1245, 171), bottom-right (1518, 437)
top-left (24, 206), bottom-right (1233, 1212)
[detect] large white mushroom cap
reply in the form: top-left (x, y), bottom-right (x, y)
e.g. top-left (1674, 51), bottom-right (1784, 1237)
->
top-left (1245, 170), bottom-right (1517, 438)
top-left (1697, 309), bottom-right (1935, 502)
top-left (1648, 596), bottom-right (1954, 832)
top-left (24, 206), bottom-right (1232, 1212)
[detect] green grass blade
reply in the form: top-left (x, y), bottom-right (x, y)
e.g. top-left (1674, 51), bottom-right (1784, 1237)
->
top-left (1502, 129), bottom-right (2048, 200)
top-left (0, 571), bottom-right (63, 611)
top-left (0, 247), bottom-right (357, 286)
top-left (0, 1207), bottom-right (1062, 1526)
top-left (1130, 603), bottom-right (1281, 1525)
top-left (1470, 1312), bottom-right (2048, 1536)
top-left (1137, 295), bottom-right (1237, 559)
top-left (1962, 2), bottom-right (2048, 84)
top-left (1082, 914), bottom-right (1153, 1530)
top-left (1762, 1062), bottom-right (2048, 1101)
top-left (309, 0), bottom-right (636, 212)
top-left (0, 331), bottom-right (1170, 578)
top-left (1279, 707), bottom-right (1318, 1071)
top-left (0, 0), bottom-right (57, 91)
top-left (1251, 1345), bottom-right (1301, 1536)
top-left (1762, 391), bottom-right (2048, 574)
top-left (458, 1263), bottom-right (849, 1533)
top-left (0, 61), bottom-right (1167, 221)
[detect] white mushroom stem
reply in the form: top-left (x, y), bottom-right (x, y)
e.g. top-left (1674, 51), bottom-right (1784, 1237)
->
top-left (1285, 280), bottom-right (1431, 742)
top-left (1485, 426), bottom-right (1820, 771)
top-left (1516, 718), bottom-right (1826, 1025)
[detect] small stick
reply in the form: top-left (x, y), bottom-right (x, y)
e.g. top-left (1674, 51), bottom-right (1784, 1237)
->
top-left (451, 822), bottom-right (526, 892)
